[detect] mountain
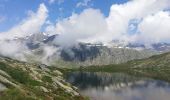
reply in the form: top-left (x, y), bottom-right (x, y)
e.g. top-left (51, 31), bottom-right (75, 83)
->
top-left (87, 51), bottom-right (170, 82)
top-left (151, 43), bottom-right (170, 52)
top-left (25, 32), bottom-right (58, 50)
top-left (125, 52), bottom-right (170, 82)
top-left (11, 33), bottom-right (158, 66)
top-left (13, 32), bottom-right (170, 53)
top-left (0, 56), bottom-right (86, 100)
top-left (126, 43), bottom-right (170, 52)
top-left (60, 43), bottom-right (157, 66)
top-left (6, 32), bottom-right (170, 67)
top-left (110, 40), bottom-right (170, 52)
top-left (130, 51), bottom-right (170, 69)
top-left (128, 50), bottom-right (170, 83)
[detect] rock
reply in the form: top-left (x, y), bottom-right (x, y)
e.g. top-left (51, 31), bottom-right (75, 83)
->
top-left (0, 69), bottom-right (11, 78)
top-left (53, 70), bottom-right (63, 76)
top-left (52, 77), bottom-right (80, 96)
top-left (40, 86), bottom-right (49, 93)
top-left (60, 45), bottom-right (156, 66)
top-left (0, 75), bottom-right (18, 88)
top-left (0, 83), bottom-right (7, 91)
top-left (38, 64), bottom-right (50, 72)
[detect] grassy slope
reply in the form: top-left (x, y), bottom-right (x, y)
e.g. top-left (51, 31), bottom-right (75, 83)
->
top-left (81, 52), bottom-right (170, 82)
top-left (1, 52), bottom-right (170, 99)
top-left (0, 57), bottom-right (87, 100)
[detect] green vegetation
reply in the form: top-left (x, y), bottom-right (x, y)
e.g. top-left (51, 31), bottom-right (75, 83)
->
top-left (0, 57), bottom-right (88, 100)
top-left (1, 51), bottom-right (170, 100)
top-left (76, 52), bottom-right (170, 83)
top-left (42, 75), bottom-right (53, 83)
top-left (0, 62), bottom-right (41, 86)
top-left (0, 88), bottom-right (36, 100)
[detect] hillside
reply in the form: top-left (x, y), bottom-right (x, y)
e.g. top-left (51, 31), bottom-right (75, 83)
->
top-left (0, 56), bottom-right (86, 100)
top-left (130, 52), bottom-right (170, 68)
top-left (83, 52), bottom-right (170, 82)
top-left (7, 33), bottom-right (159, 67)
top-left (60, 44), bottom-right (156, 66)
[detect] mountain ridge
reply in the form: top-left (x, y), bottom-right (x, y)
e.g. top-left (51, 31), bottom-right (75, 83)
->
top-left (1, 32), bottom-right (170, 67)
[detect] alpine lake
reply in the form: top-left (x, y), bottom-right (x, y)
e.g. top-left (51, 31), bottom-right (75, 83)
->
top-left (65, 66), bottom-right (170, 100)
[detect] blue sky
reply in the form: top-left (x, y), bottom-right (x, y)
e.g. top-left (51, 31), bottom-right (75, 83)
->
top-left (0, 0), bottom-right (129, 32)
top-left (0, 0), bottom-right (170, 63)
top-left (0, 0), bottom-right (170, 44)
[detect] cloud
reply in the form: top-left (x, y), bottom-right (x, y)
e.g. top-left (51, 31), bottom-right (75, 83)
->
top-left (41, 45), bottom-right (58, 64)
top-left (53, 8), bottom-right (107, 47)
top-left (76, 0), bottom-right (93, 8)
top-left (137, 11), bottom-right (170, 43)
top-left (0, 40), bottom-right (29, 61)
top-left (106, 0), bottom-right (170, 39)
top-left (0, 3), bottom-right (48, 40)
top-left (0, 3), bottom-right (48, 61)
top-left (45, 25), bottom-right (56, 34)
top-left (48, 0), bottom-right (64, 4)
top-left (81, 80), bottom-right (170, 100)
top-left (50, 0), bottom-right (170, 47)
top-left (0, 0), bottom-right (170, 64)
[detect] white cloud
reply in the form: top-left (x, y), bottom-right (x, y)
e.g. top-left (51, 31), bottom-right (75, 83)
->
top-left (0, 3), bottom-right (48, 40)
top-left (1, 0), bottom-right (169, 46)
top-left (54, 8), bottom-right (107, 47)
top-left (45, 21), bottom-right (56, 35)
top-left (0, 40), bottom-right (29, 61)
top-left (0, 3), bottom-right (48, 61)
top-left (106, 0), bottom-right (170, 39)
top-left (76, 0), bottom-right (93, 8)
top-left (41, 45), bottom-right (58, 64)
top-left (51, 0), bottom-right (170, 47)
top-left (137, 11), bottom-right (170, 43)
top-left (0, 0), bottom-right (170, 64)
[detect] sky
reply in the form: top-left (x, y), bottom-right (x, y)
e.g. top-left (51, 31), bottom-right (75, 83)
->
top-left (0, 0), bottom-right (170, 44)
top-left (0, 0), bottom-right (128, 32)
top-left (0, 0), bottom-right (170, 64)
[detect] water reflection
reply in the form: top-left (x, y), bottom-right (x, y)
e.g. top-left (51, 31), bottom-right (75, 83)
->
top-left (66, 72), bottom-right (170, 100)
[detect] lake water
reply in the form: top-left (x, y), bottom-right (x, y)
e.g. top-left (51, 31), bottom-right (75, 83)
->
top-left (66, 72), bottom-right (170, 100)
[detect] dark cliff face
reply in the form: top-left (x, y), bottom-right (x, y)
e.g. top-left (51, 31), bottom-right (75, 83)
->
top-left (60, 43), bottom-right (156, 66)
top-left (10, 33), bottom-right (165, 66)
top-left (61, 44), bottom-right (101, 62)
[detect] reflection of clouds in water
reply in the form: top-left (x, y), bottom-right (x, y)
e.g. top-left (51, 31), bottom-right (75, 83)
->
top-left (66, 72), bottom-right (170, 100)
top-left (80, 81), bottom-right (170, 100)
top-left (66, 72), bottom-right (146, 89)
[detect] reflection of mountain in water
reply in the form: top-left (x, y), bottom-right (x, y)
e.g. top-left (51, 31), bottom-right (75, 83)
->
top-left (66, 72), bottom-right (147, 90)
top-left (66, 72), bottom-right (170, 100)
